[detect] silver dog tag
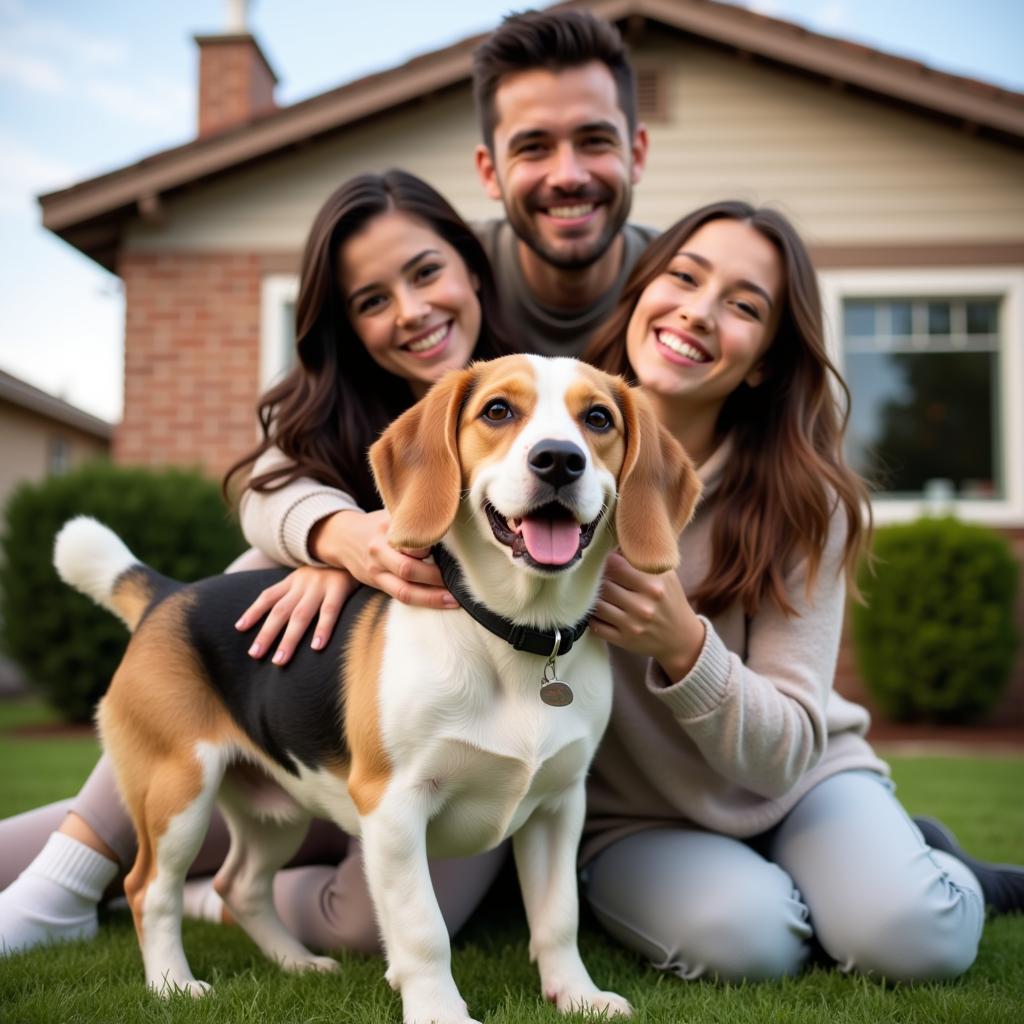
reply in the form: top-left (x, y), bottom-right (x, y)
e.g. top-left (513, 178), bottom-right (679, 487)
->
top-left (540, 628), bottom-right (574, 706)
top-left (540, 677), bottom-right (574, 707)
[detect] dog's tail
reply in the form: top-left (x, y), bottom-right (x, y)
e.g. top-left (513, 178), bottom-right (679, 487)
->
top-left (54, 516), bottom-right (173, 632)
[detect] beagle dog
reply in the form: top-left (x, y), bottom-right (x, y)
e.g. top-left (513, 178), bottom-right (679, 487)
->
top-left (54, 355), bottom-right (699, 1024)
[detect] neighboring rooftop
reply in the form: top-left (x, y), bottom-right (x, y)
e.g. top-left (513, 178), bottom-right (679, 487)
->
top-left (0, 367), bottom-right (114, 440)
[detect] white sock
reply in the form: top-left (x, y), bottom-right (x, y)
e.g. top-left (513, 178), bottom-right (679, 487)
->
top-left (0, 832), bottom-right (118, 956)
top-left (182, 878), bottom-right (225, 924)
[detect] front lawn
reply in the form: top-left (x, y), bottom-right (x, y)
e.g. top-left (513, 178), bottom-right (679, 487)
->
top-left (1, 696), bottom-right (1022, 1023)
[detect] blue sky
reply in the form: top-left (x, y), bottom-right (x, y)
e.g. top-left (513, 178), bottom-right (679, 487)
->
top-left (1, 0), bottom-right (1021, 422)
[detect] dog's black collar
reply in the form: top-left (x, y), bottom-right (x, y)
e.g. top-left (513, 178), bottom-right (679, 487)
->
top-left (431, 545), bottom-right (590, 657)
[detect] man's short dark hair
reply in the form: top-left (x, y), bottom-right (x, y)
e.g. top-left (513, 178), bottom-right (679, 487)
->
top-left (472, 9), bottom-right (637, 151)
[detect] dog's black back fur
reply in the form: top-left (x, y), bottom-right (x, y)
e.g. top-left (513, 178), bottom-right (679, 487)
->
top-left (136, 568), bottom-right (384, 775)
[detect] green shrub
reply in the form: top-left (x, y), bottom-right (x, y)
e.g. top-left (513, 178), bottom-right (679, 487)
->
top-left (0, 462), bottom-right (245, 722)
top-left (852, 516), bottom-right (1019, 723)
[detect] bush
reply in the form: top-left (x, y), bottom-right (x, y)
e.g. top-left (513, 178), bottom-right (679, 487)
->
top-left (0, 462), bottom-right (246, 723)
top-left (852, 516), bottom-right (1019, 723)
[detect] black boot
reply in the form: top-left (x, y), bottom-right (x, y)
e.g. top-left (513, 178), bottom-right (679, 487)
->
top-left (914, 816), bottom-right (1024, 916)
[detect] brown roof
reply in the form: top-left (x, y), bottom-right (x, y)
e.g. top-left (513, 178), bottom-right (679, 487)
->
top-left (0, 368), bottom-right (114, 440)
top-left (40, 0), bottom-right (1024, 270)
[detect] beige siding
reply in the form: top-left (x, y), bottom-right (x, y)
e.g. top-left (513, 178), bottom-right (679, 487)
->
top-left (124, 34), bottom-right (1024, 255)
top-left (124, 88), bottom-right (500, 253)
top-left (632, 40), bottom-right (1024, 246)
top-left (0, 402), bottom-right (109, 516)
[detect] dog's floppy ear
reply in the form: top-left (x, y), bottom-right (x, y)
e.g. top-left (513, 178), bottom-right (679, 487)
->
top-left (614, 385), bottom-right (701, 573)
top-left (369, 367), bottom-right (475, 549)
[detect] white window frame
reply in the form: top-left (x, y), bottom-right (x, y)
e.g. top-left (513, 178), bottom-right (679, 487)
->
top-left (819, 266), bottom-right (1024, 527)
top-left (260, 274), bottom-right (300, 391)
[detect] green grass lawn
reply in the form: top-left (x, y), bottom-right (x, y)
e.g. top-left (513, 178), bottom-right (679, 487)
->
top-left (1, 695), bottom-right (1022, 1024)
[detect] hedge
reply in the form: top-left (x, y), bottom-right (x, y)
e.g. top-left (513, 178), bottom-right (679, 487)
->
top-left (0, 461), bottom-right (245, 722)
top-left (852, 516), bottom-right (1019, 723)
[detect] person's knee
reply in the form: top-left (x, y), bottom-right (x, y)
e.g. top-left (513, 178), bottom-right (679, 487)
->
top-left (680, 871), bottom-right (809, 981)
top-left (589, 858), bottom-right (809, 982)
top-left (324, 910), bottom-right (382, 958)
top-left (824, 888), bottom-right (981, 981)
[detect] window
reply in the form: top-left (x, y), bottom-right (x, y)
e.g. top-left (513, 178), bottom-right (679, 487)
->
top-left (48, 435), bottom-right (70, 476)
top-left (842, 297), bottom-right (1001, 500)
top-left (819, 268), bottom-right (1024, 525)
top-left (260, 275), bottom-right (298, 390)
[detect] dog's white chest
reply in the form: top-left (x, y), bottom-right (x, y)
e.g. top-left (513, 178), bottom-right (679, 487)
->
top-left (420, 733), bottom-right (592, 857)
top-left (373, 608), bottom-right (607, 858)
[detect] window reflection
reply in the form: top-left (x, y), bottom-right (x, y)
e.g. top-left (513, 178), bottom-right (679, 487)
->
top-left (843, 298), bottom-right (1001, 499)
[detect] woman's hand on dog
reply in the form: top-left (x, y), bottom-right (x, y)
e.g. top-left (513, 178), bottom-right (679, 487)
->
top-left (591, 552), bottom-right (706, 683)
top-left (308, 509), bottom-right (458, 610)
top-left (236, 566), bottom-right (358, 665)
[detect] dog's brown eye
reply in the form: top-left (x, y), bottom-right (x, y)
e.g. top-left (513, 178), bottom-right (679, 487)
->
top-left (584, 406), bottom-right (612, 431)
top-left (482, 399), bottom-right (513, 423)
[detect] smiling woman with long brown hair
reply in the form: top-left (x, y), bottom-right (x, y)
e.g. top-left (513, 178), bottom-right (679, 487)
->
top-left (577, 199), bottom-right (1012, 983)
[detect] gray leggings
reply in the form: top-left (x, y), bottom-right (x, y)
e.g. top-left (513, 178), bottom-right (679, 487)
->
top-left (583, 771), bottom-right (984, 982)
top-left (0, 753), bottom-right (506, 954)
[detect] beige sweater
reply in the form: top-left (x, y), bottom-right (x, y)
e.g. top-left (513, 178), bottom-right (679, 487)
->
top-left (580, 439), bottom-right (887, 863)
top-left (238, 447), bottom-right (361, 568)
top-left (240, 440), bottom-right (887, 862)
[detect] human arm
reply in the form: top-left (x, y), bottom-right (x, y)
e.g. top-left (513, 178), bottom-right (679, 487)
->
top-left (590, 509), bottom-right (848, 798)
top-left (238, 446), bottom-right (362, 569)
top-left (240, 446), bottom-right (453, 604)
top-left (236, 448), bottom-right (456, 665)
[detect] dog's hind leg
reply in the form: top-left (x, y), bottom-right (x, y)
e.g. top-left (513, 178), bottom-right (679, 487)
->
top-left (125, 742), bottom-right (227, 997)
top-left (212, 784), bottom-right (338, 974)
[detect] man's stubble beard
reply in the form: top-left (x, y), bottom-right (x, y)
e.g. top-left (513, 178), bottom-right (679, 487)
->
top-left (504, 182), bottom-right (633, 274)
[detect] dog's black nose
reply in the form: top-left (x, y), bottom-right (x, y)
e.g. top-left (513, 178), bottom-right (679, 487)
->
top-left (528, 440), bottom-right (586, 488)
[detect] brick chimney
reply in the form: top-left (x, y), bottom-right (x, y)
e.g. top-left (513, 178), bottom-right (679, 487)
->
top-left (194, 0), bottom-right (277, 137)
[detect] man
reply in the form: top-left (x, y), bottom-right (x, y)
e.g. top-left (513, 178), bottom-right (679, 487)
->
top-left (471, 9), bottom-right (656, 356)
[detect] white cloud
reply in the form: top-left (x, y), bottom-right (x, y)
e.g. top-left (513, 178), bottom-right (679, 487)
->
top-left (812, 1), bottom-right (852, 32)
top-left (0, 5), bottom-right (126, 68)
top-left (0, 3), bottom-right (127, 102)
top-left (85, 75), bottom-right (192, 128)
top-left (0, 132), bottom-right (78, 214)
top-left (0, 46), bottom-right (66, 94)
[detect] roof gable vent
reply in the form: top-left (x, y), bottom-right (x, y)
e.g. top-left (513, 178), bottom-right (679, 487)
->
top-left (636, 66), bottom-right (669, 122)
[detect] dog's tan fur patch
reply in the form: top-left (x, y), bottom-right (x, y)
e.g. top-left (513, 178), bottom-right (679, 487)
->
top-left (343, 592), bottom-right (392, 815)
top-left (97, 591), bottom-right (247, 938)
top-left (110, 567), bottom-right (159, 632)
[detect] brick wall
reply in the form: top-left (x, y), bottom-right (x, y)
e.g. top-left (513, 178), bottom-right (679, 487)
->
top-left (115, 250), bottom-right (273, 479)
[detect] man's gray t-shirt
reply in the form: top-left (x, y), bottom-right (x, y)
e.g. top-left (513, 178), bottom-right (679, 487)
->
top-left (476, 219), bottom-right (659, 359)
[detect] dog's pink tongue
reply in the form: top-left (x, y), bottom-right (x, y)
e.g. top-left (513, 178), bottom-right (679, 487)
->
top-left (520, 517), bottom-right (581, 565)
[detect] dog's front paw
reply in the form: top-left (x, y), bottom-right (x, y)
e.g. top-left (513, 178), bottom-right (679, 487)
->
top-left (549, 987), bottom-right (632, 1018)
top-left (151, 976), bottom-right (212, 1000)
top-left (305, 954), bottom-right (342, 970)
top-left (401, 976), bottom-right (479, 1024)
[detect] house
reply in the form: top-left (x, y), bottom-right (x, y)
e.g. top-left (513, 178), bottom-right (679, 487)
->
top-left (0, 368), bottom-right (112, 519)
top-left (36, 0), bottom-right (1024, 721)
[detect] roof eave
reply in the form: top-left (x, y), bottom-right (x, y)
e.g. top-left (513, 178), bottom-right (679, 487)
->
top-left (38, 0), bottom-right (1024, 269)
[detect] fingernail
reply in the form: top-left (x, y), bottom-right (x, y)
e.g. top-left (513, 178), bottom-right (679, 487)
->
top-left (272, 649), bottom-right (286, 665)
top-left (311, 635), bottom-right (323, 650)
top-left (235, 617), bottom-right (247, 630)
top-left (443, 594), bottom-right (458, 607)
top-left (248, 642), bottom-right (262, 658)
